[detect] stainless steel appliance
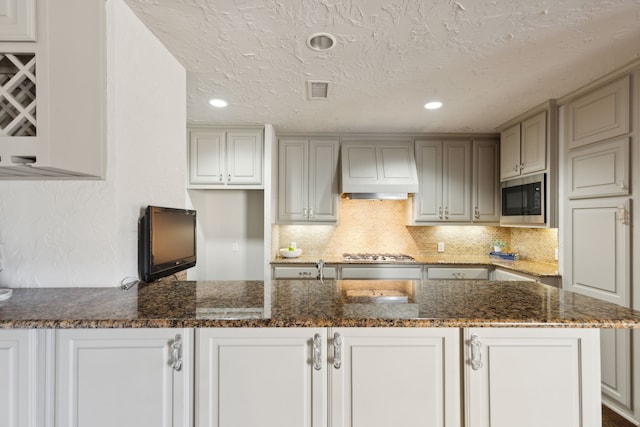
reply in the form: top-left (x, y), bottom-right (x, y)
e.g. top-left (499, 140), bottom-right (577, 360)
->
top-left (500, 173), bottom-right (546, 226)
top-left (341, 253), bottom-right (421, 280)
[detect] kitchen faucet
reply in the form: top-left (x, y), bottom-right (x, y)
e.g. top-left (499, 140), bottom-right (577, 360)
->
top-left (316, 259), bottom-right (325, 281)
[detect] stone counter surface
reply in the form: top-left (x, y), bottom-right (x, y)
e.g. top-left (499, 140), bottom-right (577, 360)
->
top-left (0, 279), bottom-right (639, 329)
top-left (272, 255), bottom-right (560, 277)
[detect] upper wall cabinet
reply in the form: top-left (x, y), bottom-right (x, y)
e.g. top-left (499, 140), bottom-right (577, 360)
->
top-left (0, 0), bottom-right (107, 178)
top-left (188, 127), bottom-right (263, 189)
top-left (278, 138), bottom-right (339, 223)
top-left (413, 139), bottom-right (471, 222)
top-left (472, 139), bottom-right (500, 222)
top-left (566, 75), bottom-right (630, 149)
top-left (500, 111), bottom-right (547, 180)
top-left (0, 0), bottom-right (36, 41)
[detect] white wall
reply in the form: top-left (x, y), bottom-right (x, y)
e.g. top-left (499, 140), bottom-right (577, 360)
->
top-left (0, 0), bottom-right (186, 287)
top-left (188, 190), bottom-right (264, 281)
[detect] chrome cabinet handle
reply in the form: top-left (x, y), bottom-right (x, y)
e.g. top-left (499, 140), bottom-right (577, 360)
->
top-left (219, 174), bottom-right (223, 182)
top-left (313, 333), bottom-right (322, 370)
top-left (513, 164), bottom-right (519, 172)
top-left (438, 207), bottom-right (443, 219)
top-left (227, 173), bottom-right (231, 182)
top-left (470, 334), bottom-right (482, 370)
top-left (444, 207), bottom-right (449, 220)
top-left (171, 334), bottom-right (183, 372)
top-left (303, 207), bottom-right (308, 219)
top-left (333, 332), bottom-right (342, 369)
top-left (618, 181), bottom-right (626, 190)
top-left (474, 207), bottom-right (480, 219)
top-left (520, 162), bottom-right (525, 171)
top-left (308, 207), bottom-right (314, 218)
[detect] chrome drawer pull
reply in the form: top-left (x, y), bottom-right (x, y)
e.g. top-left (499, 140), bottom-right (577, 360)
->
top-left (171, 334), bottom-right (183, 372)
top-left (333, 332), bottom-right (342, 369)
top-left (313, 333), bottom-right (322, 370)
top-left (470, 333), bottom-right (482, 370)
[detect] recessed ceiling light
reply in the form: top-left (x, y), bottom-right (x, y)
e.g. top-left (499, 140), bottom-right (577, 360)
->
top-left (307, 33), bottom-right (336, 51)
top-left (424, 101), bottom-right (443, 110)
top-left (209, 98), bottom-right (228, 108)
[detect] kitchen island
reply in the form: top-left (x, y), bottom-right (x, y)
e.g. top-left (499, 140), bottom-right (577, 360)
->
top-left (1, 279), bottom-right (639, 427)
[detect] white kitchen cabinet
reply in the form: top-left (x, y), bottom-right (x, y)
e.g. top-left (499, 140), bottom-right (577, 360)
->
top-left (56, 328), bottom-right (192, 427)
top-left (0, 0), bottom-right (110, 178)
top-left (278, 138), bottom-right (339, 223)
top-left (427, 267), bottom-right (488, 280)
top-left (188, 127), bottom-right (263, 188)
top-left (197, 328), bottom-right (327, 427)
top-left (567, 136), bottom-right (629, 199)
top-left (0, 329), bottom-right (44, 427)
top-left (491, 268), bottom-right (536, 282)
top-left (273, 265), bottom-right (337, 279)
top-left (500, 111), bottom-right (547, 180)
top-left (414, 139), bottom-right (471, 222)
top-left (600, 328), bottom-right (632, 411)
top-left (464, 328), bottom-right (601, 427)
top-left (564, 198), bottom-right (630, 306)
top-left (566, 75), bottom-right (630, 149)
top-left (472, 139), bottom-right (500, 222)
top-left (330, 328), bottom-right (461, 427)
top-left (340, 139), bottom-right (419, 194)
top-left (0, 0), bottom-right (36, 41)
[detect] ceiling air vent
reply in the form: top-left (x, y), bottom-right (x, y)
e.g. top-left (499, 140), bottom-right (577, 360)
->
top-left (307, 80), bottom-right (330, 100)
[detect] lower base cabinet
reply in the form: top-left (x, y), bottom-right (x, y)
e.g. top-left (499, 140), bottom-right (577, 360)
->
top-left (56, 328), bottom-right (193, 427)
top-left (464, 328), bottom-right (601, 427)
top-left (0, 330), bottom-right (44, 427)
top-left (0, 327), bottom-right (603, 427)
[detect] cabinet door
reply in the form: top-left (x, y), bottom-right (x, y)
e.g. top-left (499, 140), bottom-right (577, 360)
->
top-left (376, 141), bottom-right (419, 190)
top-left (226, 130), bottom-right (263, 185)
top-left (564, 198), bottom-right (630, 306)
top-left (472, 139), bottom-right (499, 222)
top-left (189, 129), bottom-right (226, 185)
top-left (308, 139), bottom-right (339, 222)
top-left (414, 140), bottom-right (443, 221)
top-left (56, 328), bottom-right (192, 427)
top-left (197, 328), bottom-right (327, 427)
top-left (567, 75), bottom-right (630, 149)
top-left (567, 137), bottom-right (629, 199)
top-left (330, 328), bottom-right (461, 427)
top-left (464, 328), bottom-right (601, 427)
top-left (499, 124), bottom-right (520, 180)
top-left (600, 328), bottom-right (632, 411)
top-left (278, 138), bottom-right (309, 222)
top-left (0, 329), bottom-right (43, 427)
top-left (443, 140), bottom-right (471, 221)
top-left (520, 111), bottom-right (547, 176)
top-left (0, 0), bottom-right (36, 41)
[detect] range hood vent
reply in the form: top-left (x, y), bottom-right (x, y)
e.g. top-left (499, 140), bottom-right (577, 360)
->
top-left (340, 140), bottom-right (418, 200)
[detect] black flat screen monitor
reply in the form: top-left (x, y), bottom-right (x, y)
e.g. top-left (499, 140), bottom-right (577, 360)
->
top-left (138, 205), bottom-right (196, 283)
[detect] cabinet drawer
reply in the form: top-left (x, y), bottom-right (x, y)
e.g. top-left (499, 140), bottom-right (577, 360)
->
top-left (427, 267), bottom-right (488, 280)
top-left (567, 137), bottom-right (629, 199)
top-left (273, 266), bottom-right (336, 279)
top-left (492, 269), bottom-right (536, 282)
top-left (340, 266), bottom-right (423, 280)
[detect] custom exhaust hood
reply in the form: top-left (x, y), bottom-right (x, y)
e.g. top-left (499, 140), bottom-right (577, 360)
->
top-left (340, 140), bottom-right (419, 200)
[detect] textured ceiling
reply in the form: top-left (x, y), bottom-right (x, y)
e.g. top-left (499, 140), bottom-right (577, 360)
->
top-left (124, 0), bottom-right (640, 133)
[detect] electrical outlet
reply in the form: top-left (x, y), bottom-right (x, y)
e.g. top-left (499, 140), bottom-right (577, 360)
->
top-left (232, 243), bottom-right (239, 252)
top-left (437, 242), bottom-right (445, 253)
top-left (554, 248), bottom-right (558, 260)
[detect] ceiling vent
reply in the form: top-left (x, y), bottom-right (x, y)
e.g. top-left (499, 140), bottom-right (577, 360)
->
top-left (307, 80), bottom-right (330, 100)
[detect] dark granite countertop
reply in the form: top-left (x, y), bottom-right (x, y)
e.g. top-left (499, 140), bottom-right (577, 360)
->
top-left (0, 279), bottom-right (638, 329)
top-left (271, 255), bottom-right (560, 277)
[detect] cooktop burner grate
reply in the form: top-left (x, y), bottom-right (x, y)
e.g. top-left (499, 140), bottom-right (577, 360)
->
top-left (342, 253), bottom-right (416, 262)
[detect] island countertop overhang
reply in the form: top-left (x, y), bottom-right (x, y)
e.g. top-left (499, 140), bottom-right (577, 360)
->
top-left (0, 279), bottom-right (639, 329)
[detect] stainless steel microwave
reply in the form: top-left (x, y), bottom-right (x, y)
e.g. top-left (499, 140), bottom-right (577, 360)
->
top-left (500, 173), bottom-right (546, 226)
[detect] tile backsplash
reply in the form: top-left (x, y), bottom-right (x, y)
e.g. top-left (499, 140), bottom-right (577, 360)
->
top-left (275, 199), bottom-right (558, 264)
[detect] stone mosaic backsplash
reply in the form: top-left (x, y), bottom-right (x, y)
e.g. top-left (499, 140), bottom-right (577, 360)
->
top-left (275, 199), bottom-right (558, 264)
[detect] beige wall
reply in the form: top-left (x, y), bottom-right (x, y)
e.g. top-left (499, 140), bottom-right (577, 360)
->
top-left (277, 199), bottom-right (558, 264)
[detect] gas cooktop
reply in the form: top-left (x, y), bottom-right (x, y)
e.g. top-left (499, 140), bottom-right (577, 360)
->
top-left (342, 253), bottom-right (417, 262)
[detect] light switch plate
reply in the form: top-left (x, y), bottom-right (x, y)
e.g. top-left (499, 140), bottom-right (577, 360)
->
top-left (437, 242), bottom-right (445, 252)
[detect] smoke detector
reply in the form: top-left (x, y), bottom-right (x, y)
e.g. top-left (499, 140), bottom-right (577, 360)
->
top-left (307, 80), bottom-right (330, 100)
